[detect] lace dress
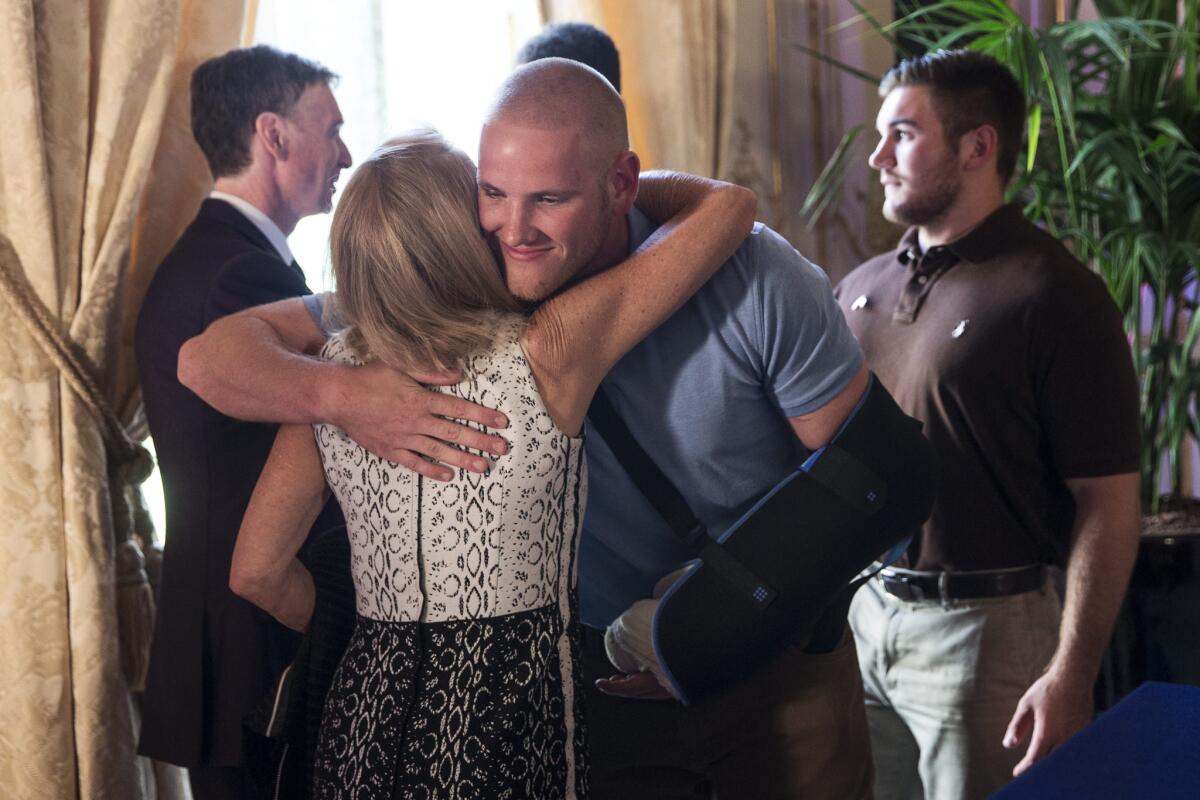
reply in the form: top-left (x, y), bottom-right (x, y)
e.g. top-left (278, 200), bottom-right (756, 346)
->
top-left (311, 321), bottom-right (588, 799)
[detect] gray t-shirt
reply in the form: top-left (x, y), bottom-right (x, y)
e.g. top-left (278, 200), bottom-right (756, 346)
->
top-left (304, 210), bottom-right (863, 628)
top-left (304, 291), bottom-right (341, 334)
top-left (580, 210), bottom-right (862, 627)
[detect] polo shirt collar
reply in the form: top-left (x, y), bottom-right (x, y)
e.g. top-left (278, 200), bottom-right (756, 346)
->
top-left (896, 203), bottom-right (1024, 266)
top-left (887, 204), bottom-right (1025, 324)
top-left (895, 226), bottom-right (922, 266)
top-left (947, 203), bottom-right (1026, 264)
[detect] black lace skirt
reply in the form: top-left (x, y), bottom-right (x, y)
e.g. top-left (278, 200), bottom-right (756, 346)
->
top-left (312, 606), bottom-right (588, 799)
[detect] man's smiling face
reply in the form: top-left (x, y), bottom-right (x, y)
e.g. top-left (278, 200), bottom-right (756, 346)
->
top-left (476, 120), bottom-right (613, 303)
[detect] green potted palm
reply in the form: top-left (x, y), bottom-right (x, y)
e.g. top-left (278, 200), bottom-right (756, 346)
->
top-left (800, 0), bottom-right (1200, 520)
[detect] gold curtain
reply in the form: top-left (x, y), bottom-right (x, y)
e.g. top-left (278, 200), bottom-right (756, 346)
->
top-left (540, 0), bottom-right (897, 282)
top-left (0, 1), bottom-right (244, 797)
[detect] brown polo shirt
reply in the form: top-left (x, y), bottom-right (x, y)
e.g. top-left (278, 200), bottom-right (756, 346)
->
top-left (835, 204), bottom-right (1139, 571)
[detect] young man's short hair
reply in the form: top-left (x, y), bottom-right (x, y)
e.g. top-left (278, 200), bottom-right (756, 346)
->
top-left (516, 22), bottom-right (621, 93)
top-left (880, 49), bottom-right (1025, 183)
top-left (190, 45), bottom-right (336, 178)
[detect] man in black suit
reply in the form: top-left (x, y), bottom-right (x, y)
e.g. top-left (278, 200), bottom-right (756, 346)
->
top-left (135, 46), bottom-right (352, 799)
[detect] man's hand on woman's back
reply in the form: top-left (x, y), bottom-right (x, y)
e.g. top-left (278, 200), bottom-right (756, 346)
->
top-left (325, 360), bottom-right (510, 481)
top-left (178, 296), bottom-right (510, 481)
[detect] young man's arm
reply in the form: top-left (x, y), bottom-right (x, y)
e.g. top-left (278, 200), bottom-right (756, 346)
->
top-left (178, 296), bottom-right (511, 481)
top-left (1003, 470), bottom-right (1140, 775)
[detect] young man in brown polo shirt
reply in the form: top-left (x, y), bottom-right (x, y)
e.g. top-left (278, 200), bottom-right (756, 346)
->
top-left (836, 50), bottom-right (1141, 800)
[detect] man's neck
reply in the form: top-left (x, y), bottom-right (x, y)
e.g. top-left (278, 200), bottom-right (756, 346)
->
top-left (916, 182), bottom-right (1005, 252)
top-left (213, 175), bottom-right (297, 235)
top-left (580, 213), bottom-right (632, 280)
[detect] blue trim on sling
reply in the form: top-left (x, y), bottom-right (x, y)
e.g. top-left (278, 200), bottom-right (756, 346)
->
top-left (650, 559), bottom-right (701, 703)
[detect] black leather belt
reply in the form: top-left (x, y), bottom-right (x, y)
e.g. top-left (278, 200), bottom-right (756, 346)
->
top-left (878, 563), bottom-right (1044, 603)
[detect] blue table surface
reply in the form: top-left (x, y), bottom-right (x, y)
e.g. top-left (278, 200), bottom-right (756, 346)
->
top-left (993, 681), bottom-right (1200, 799)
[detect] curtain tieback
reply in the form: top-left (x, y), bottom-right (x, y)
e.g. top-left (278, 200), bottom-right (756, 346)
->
top-left (0, 233), bottom-right (156, 690)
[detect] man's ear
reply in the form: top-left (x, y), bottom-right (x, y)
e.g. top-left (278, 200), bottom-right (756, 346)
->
top-left (610, 150), bottom-right (641, 215)
top-left (256, 111), bottom-right (288, 160)
top-left (961, 124), bottom-right (998, 173)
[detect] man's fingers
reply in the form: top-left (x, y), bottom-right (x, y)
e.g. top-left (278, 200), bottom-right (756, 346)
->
top-left (425, 392), bottom-right (509, 430)
top-left (349, 432), bottom-right (496, 478)
top-left (375, 443), bottom-right (486, 481)
top-left (426, 417), bottom-right (509, 456)
top-left (594, 672), bottom-right (673, 700)
top-left (1003, 703), bottom-right (1030, 749)
top-left (390, 451), bottom-right (454, 483)
top-left (405, 436), bottom-right (493, 474)
top-left (1012, 717), bottom-right (1047, 777)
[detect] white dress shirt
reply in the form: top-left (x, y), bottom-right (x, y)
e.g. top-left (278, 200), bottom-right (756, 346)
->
top-left (209, 190), bottom-right (294, 265)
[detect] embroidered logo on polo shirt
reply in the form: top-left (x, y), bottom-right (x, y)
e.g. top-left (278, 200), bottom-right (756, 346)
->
top-left (851, 294), bottom-right (869, 311)
top-left (952, 319), bottom-right (969, 338)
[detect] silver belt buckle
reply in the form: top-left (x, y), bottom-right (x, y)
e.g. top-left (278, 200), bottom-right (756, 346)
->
top-left (883, 571), bottom-right (925, 602)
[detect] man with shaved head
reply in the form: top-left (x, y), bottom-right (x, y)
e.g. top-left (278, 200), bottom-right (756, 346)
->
top-left (477, 59), bottom-right (634, 305)
top-left (181, 58), bottom-right (879, 798)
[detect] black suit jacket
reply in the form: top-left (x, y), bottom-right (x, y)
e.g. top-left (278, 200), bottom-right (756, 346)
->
top-left (135, 199), bottom-right (343, 768)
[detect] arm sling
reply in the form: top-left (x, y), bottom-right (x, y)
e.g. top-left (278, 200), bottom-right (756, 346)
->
top-left (587, 374), bottom-right (935, 704)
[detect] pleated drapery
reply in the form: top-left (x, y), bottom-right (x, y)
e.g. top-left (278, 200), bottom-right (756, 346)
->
top-left (0, 1), bottom-right (244, 797)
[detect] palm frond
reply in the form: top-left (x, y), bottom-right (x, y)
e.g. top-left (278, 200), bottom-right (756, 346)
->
top-left (801, 124), bottom-right (867, 226)
top-left (787, 43), bottom-right (880, 85)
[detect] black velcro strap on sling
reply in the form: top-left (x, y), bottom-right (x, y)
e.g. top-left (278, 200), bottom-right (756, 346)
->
top-left (588, 388), bottom-right (772, 605)
top-left (699, 541), bottom-right (778, 607)
top-left (806, 445), bottom-right (887, 515)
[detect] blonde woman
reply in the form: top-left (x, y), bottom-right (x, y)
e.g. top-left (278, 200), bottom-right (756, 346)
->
top-left (230, 129), bottom-right (753, 798)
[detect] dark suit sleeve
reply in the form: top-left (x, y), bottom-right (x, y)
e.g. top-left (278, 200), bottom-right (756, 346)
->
top-left (203, 251), bottom-right (312, 325)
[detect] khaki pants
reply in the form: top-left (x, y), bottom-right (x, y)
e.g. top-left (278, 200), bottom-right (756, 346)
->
top-left (581, 624), bottom-right (874, 800)
top-left (849, 578), bottom-right (1061, 800)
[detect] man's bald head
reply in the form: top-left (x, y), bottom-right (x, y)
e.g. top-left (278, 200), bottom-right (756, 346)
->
top-left (484, 57), bottom-right (628, 168)
top-left (477, 58), bottom-right (641, 303)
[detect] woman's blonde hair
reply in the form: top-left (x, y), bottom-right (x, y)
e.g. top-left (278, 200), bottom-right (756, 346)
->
top-left (329, 129), bottom-right (522, 372)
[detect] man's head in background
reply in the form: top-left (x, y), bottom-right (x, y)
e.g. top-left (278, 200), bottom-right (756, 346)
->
top-left (516, 21), bottom-right (621, 93)
top-left (869, 49), bottom-right (1023, 230)
top-left (191, 45), bottom-right (352, 231)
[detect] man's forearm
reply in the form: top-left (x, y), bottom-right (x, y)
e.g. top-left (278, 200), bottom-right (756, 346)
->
top-left (1051, 474), bottom-right (1140, 680)
top-left (178, 296), bottom-right (512, 477)
top-left (178, 313), bottom-right (340, 423)
top-left (1003, 473), bottom-right (1139, 771)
